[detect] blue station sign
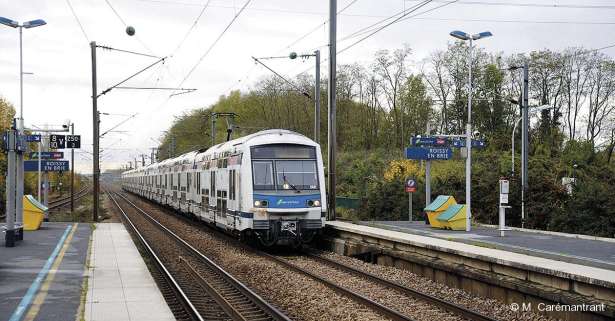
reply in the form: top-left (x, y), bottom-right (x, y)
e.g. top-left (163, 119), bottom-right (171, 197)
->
top-left (411, 137), bottom-right (448, 146)
top-left (450, 139), bottom-right (487, 148)
top-left (24, 160), bottom-right (69, 172)
top-left (29, 151), bottom-right (64, 159)
top-left (411, 136), bottom-right (486, 149)
top-left (405, 147), bottom-right (453, 160)
top-left (25, 134), bottom-right (41, 142)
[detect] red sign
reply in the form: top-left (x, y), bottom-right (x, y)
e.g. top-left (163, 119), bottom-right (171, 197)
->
top-left (405, 179), bottom-right (417, 193)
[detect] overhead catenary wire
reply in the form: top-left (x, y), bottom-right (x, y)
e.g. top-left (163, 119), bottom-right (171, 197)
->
top-left (176, 0), bottom-right (252, 88)
top-left (292, 0), bottom-right (449, 75)
top-left (170, 0), bottom-right (214, 57)
top-left (98, 56), bottom-right (168, 97)
top-left (340, 0), bottom-right (461, 55)
top-left (65, 0), bottom-right (90, 42)
top-left (97, 45), bottom-right (161, 58)
top-left (223, 0), bottom-right (361, 94)
top-left (103, 0), bottom-right (156, 55)
top-left (404, 0), bottom-right (615, 10)
top-left (251, 56), bottom-right (312, 99)
top-left (276, 0), bottom-right (361, 53)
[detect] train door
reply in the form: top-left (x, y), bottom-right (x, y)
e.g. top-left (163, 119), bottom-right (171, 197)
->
top-left (216, 169), bottom-right (228, 229)
top-left (210, 170), bottom-right (216, 224)
top-left (227, 169), bottom-right (237, 228)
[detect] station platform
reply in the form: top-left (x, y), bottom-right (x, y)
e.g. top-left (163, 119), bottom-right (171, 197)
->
top-left (0, 222), bottom-right (174, 321)
top-left (325, 220), bottom-right (615, 320)
top-left (85, 223), bottom-right (174, 321)
top-left (0, 223), bottom-right (90, 321)
top-left (360, 220), bottom-right (615, 270)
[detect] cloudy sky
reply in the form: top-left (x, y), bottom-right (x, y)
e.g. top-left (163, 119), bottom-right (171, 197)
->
top-left (1, 0), bottom-right (614, 173)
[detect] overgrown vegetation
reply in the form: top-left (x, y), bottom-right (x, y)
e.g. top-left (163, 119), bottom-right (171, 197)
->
top-left (151, 44), bottom-right (615, 237)
top-left (1, 95), bottom-right (85, 217)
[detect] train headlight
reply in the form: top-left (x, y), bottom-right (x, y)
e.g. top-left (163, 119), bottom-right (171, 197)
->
top-left (307, 199), bottom-right (321, 207)
top-left (254, 200), bottom-right (268, 207)
top-left (313, 200), bottom-right (321, 207)
top-left (282, 183), bottom-right (290, 190)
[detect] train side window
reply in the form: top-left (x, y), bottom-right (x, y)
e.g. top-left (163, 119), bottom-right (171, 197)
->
top-left (187, 173), bottom-right (191, 193)
top-left (210, 171), bottom-right (216, 197)
top-left (229, 170), bottom-right (236, 200)
top-left (196, 174), bottom-right (201, 195)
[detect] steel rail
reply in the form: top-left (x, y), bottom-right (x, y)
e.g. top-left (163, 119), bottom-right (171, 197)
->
top-left (119, 189), bottom-right (496, 321)
top-left (115, 191), bottom-right (292, 321)
top-left (261, 252), bottom-right (416, 321)
top-left (106, 190), bottom-right (204, 321)
top-left (48, 186), bottom-right (90, 210)
top-left (306, 251), bottom-right (498, 321)
top-left (179, 257), bottom-right (251, 321)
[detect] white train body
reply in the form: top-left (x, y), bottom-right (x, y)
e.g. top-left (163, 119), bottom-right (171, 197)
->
top-left (121, 129), bottom-right (327, 245)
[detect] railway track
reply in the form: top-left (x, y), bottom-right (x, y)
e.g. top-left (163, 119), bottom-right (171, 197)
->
top-left (273, 251), bottom-right (498, 321)
top-left (106, 190), bottom-right (292, 321)
top-left (48, 186), bottom-right (90, 210)
top-left (262, 252), bottom-right (498, 321)
top-left (116, 190), bottom-right (531, 321)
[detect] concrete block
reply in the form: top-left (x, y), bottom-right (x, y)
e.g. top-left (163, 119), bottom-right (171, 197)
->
top-left (377, 255), bottom-right (394, 267)
top-left (488, 285), bottom-right (507, 302)
top-left (471, 279), bottom-right (489, 297)
top-left (492, 263), bottom-right (528, 281)
top-left (462, 256), bottom-right (491, 271)
top-left (434, 269), bottom-right (447, 284)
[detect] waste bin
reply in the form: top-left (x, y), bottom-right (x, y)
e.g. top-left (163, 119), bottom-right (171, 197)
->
top-left (23, 195), bottom-right (48, 231)
top-left (424, 195), bottom-right (456, 228)
top-left (436, 204), bottom-right (468, 230)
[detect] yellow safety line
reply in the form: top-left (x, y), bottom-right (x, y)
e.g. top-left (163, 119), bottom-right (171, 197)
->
top-left (23, 223), bottom-right (79, 321)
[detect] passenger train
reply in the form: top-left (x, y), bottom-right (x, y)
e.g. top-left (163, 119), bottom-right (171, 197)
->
top-left (121, 129), bottom-right (327, 246)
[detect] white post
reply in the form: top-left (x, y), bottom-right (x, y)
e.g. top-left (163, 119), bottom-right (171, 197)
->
top-left (465, 38), bottom-right (473, 232)
top-left (16, 26), bottom-right (24, 232)
top-left (408, 192), bottom-right (413, 221)
top-left (511, 118), bottom-right (521, 176)
top-left (37, 141), bottom-right (42, 201)
top-left (499, 206), bottom-right (506, 237)
top-left (425, 123), bottom-right (431, 207)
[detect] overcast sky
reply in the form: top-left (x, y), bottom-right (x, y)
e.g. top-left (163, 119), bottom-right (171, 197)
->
top-left (1, 0), bottom-right (614, 173)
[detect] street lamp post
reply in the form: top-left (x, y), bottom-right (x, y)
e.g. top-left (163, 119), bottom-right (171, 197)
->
top-left (289, 51), bottom-right (321, 143)
top-left (449, 30), bottom-right (492, 232)
top-left (509, 98), bottom-right (552, 227)
top-left (1, 16), bottom-right (46, 244)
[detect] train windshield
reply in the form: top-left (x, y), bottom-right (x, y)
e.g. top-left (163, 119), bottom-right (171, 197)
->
top-left (251, 144), bottom-right (319, 191)
top-left (275, 160), bottom-right (318, 190)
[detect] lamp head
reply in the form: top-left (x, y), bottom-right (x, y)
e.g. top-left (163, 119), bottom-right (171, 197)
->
top-left (0, 16), bottom-right (19, 28)
top-left (472, 31), bottom-right (492, 40)
top-left (449, 30), bottom-right (470, 41)
top-left (23, 19), bottom-right (46, 29)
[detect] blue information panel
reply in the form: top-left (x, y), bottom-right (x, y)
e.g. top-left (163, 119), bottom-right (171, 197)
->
top-left (25, 134), bottom-right (41, 142)
top-left (411, 136), bottom-right (486, 149)
top-left (405, 147), bottom-right (453, 160)
top-left (28, 151), bottom-right (64, 159)
top-left (411, 137), bottom-right (448, 146)
top-left (24, 160), bottom-right (69, 172)
top-left (450, 139), bottom-right (486, 148)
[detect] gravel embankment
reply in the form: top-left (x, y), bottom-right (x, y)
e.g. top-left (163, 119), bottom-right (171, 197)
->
top-left (315, 252), bottom-right (557, 321)
top-left (123, 192), bottom-right (557, 321)
top-left (121, 193), bottom-right (388, 321)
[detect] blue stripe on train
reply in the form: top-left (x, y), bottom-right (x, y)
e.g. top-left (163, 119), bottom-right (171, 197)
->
top-left (253, 193), bottom-right (321, 209)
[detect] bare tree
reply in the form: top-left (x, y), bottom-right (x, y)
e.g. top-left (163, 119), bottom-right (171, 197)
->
top-left (585, 55), bottom-right (615, 148)
top-left (423, 50), bottom-right (452, 134)
top-left (562, 48), bottom-right (592, 140)
top-left (372, 45), bottom-right (412, 148)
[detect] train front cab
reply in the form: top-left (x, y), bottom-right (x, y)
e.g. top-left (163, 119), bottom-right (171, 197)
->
top-left (247, 143), bottom-right (326, 246)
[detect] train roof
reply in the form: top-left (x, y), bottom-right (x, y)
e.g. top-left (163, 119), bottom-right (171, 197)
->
top-left (121, 129), bottom-right (314, 176)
